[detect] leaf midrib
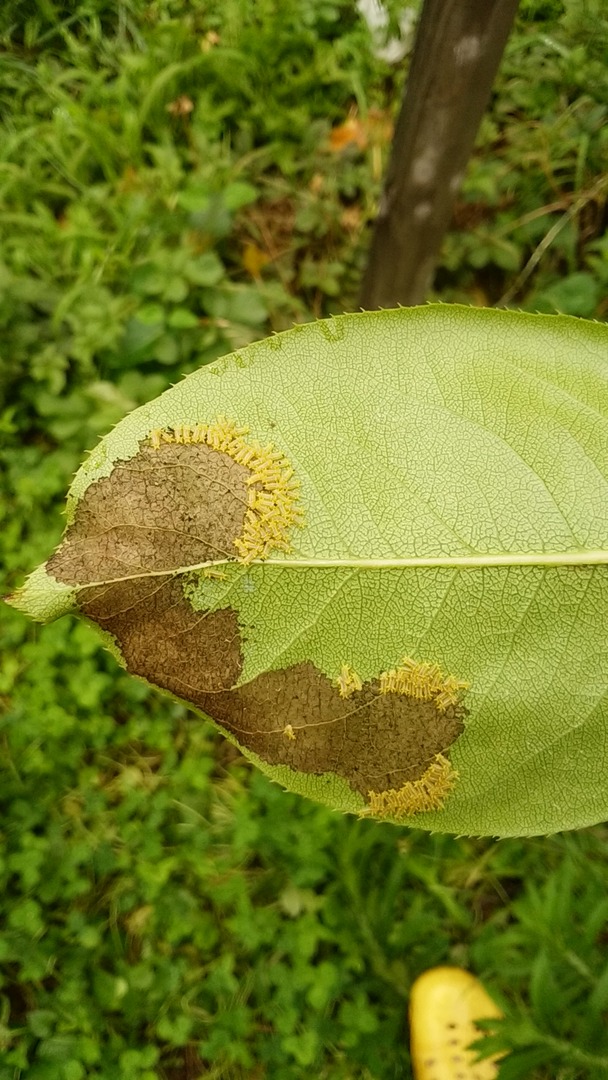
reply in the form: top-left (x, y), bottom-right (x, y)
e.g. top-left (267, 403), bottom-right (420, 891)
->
top-left (69, 548), bottom-right (608, 591)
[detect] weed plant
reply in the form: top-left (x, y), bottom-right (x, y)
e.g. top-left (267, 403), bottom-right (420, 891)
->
top-left (1, 1), bottom-right (607, 1077)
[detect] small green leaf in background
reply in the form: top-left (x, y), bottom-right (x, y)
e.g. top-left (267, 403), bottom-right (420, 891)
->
top-left (8, 305), bottom-right (608, 838)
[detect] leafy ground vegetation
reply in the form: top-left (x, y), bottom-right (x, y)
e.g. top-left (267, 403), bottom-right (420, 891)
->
top-left (1, 0), bottom-right (608, 1077)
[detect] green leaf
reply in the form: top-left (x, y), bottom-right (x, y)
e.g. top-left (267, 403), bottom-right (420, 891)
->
top-left (184, 251), bottom-right (225, 287)
top-left (222, 181), bottom-right (259, 212)
top-left (7, 306), bottom-right (608, 837)
top-left (167, 308), bottom-right (199, 329)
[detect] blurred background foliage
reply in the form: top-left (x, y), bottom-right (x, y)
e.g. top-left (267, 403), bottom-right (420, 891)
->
top-left (1, 1), bottom-right (608, 1077)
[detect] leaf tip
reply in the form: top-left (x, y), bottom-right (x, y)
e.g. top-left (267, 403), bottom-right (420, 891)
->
top-left (3, 564), bottom-right (78, 623)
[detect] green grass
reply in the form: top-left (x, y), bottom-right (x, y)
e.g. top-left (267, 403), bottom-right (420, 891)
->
top-left (1, 1), bottom-right (608, 1077)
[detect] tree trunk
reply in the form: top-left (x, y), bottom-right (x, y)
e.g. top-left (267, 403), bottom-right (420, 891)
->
top-left (360, 0), bottom-right (519, 310)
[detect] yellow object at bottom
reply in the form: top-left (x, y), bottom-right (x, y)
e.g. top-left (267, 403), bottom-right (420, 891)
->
top-left (409, 966), bottom-right (503, 1080)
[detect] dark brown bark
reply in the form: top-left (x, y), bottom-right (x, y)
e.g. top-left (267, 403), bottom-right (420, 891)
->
top-left (360, 0), bottom-right (519, 310)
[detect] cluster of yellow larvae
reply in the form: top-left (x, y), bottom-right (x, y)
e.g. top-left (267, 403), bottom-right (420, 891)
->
top-left (365, 754), bottom-right (458, 818)
top-left (149, 418), bottom-right (303, 562)
top-left (378, 657), bottom-right (469, 712)
top-left (336, 658), bottom-right (469, 713)
top-left (335, 663), bottom-right (363, 699)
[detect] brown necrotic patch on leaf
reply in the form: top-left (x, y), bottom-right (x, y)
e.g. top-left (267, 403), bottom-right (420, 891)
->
top-left (80, 577), bottom-right (243, 695)
top-left (149, 419), bottom-right (304, 563)
top-left (194, 662), bottom-right (465, 813)
top-left (48, 417), bottom-right (303, 596)
top-left (49, 441), bottom-right (250, 586)
top-left (74, 561), bottom-right (464, 816)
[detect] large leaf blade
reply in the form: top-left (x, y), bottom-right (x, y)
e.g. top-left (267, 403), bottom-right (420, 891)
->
top-left (10, 305), bottom-right (608, 836)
